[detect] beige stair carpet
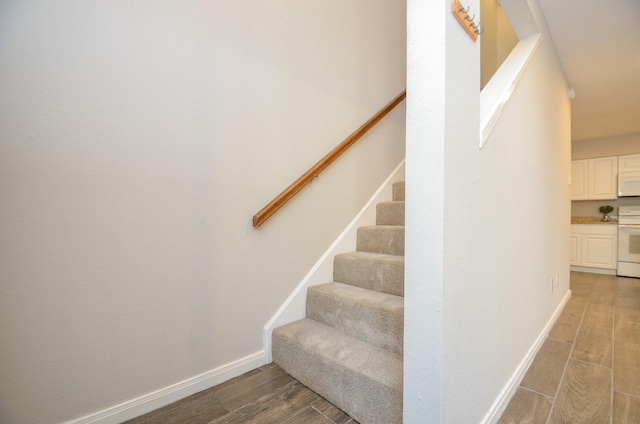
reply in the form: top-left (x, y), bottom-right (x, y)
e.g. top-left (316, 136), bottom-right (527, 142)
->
top-left (272, 181), bottom-right (405, 424)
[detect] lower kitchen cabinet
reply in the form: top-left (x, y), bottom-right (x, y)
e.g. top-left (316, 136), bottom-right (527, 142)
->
top-left (570, 224), bottom-right (618, 272)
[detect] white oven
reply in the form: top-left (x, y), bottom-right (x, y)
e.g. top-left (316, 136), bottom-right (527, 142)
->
top-left (618, 206), bottom-right (640, 278)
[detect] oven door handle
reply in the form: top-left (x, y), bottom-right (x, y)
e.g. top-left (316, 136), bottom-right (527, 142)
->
top-left (618, 225), bottom-right (640, 229)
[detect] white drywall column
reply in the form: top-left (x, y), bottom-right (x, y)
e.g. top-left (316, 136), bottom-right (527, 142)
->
top-left (405, 0), bottom-right (480, 422)
top-left (404, 1), bottom-right (446, 421)
top-left (407, 0), bottom-right (571, 422)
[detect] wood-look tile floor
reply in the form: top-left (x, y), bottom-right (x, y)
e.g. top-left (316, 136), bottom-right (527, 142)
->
top-left (123, 363), bottom-right (358, 424)
top-left (500, 271), bottom-right (640, 424)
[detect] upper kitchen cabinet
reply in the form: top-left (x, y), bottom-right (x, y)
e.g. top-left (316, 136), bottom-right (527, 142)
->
top-left (571, 156), bottom-right (618, 200)
top-left (589, 156), bottom-right (618, 199)
top-left (618, 153), bottom-right (640, 173)
top-left (571, 160), bottom-right (589, 200)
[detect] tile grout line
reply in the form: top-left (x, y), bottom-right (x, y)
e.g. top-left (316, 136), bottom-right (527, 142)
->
top-left (516, 385), bottom-right (555, 400)
top-left (614, 388), bottom-right (640, 399)
top-left (597, 274), bottom-right (616, 424)
top-left (544, 295), bottom-right (590, 424)
top-left (310, 404), bottom-right (346, 424)
top-left (592, 274), bottom-right (615, 424)
top-left (569, 356), bottom-right (612, 370)
top-left (611, 301), bottom-right (615, 424)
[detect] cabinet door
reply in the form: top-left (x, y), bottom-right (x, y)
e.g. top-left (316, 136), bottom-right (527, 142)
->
top-left (571, 160), bottom-right (589, 200)
top-left (588, 156), bottom-right (617, 200)
top-left (581, 234), bottom-right (617, 269)
top-left (619, 153), bottom-right (640, 173)
top-left (570, 233), bottom-right (581, 265)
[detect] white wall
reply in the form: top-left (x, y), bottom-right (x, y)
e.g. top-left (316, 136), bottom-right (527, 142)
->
top-left (404, 1), bottom-right (448, 421)
top-left (572, 132), bottom-right (640, 159)
top-left (405, 0), bottom-right (571, 422)
top-left (0, 2), bottom-right (406, 423)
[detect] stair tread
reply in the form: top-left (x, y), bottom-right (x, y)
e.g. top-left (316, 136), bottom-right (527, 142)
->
top-left (377, 201), bottom-right (405, 206)
top-left (309, 282), bottom-right (403, 312)
top-left (335, 250), bottom-right (405, 262)
top-left (377, 200), bottom-right (405, 205)
top-left (359, 224), bottom-right (404, 229)
top-left (273, 318), bottom-right (402, 387)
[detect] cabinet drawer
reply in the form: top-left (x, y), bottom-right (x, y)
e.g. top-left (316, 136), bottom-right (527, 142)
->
top-left (571, 224), bottom-right (617, 236)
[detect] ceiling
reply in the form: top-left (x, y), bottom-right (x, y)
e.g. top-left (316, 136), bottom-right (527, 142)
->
top-left (537, 0), bottom-right (640, 141)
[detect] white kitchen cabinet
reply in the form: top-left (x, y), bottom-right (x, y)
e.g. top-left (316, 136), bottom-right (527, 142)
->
top-left (618, 153), bottom-right (640, 173)
top-left (571, 156), bottom-right (617, 200)
top-left (571, 160), bottom-right (589, 200)
top-left (581, 234), bottom-right (617, 269)
top-left (569, 233), bottom-right (581, 265)
top-left (570, 224), bottom-right (618, 271)
top-left (588, 156), bottom-right (618, 199)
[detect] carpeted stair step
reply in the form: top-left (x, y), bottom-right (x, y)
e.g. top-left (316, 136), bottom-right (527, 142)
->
top-left (334, 251), bottom-right (404, 296)
top-left (356, 225), bottom-right (404, 256)
top-left (392, 181), bottom-right (405, 201)
top-left (272, 181), bottom-right (406, 423)
top-left (306, 282), bottom-right (403, 354)
top-left (272, 318), bottom-right (402, 424)
top-left (376, 201), bottom-right (405, 225)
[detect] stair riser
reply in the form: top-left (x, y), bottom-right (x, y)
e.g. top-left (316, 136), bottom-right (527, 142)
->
top-left (376, 201), bottom-right (405, 226)
top-left (273, 324), bottom-right (402, 424)
top-left (357, 226), bottom-right (404, 256)
top-left (333, 253), bottom-right (404, 297)
top-left (392, 181), bottom-right (405, 201)
top-left (307, 283), bottom-right (403, 354)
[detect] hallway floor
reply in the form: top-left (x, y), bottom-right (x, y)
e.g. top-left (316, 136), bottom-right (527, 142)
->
top-left (499, 271), bottom-right (640, 423)
top-left (123, 362), bottom-right (357, 424)
top-left (126, 271), bottom-right (640, 424)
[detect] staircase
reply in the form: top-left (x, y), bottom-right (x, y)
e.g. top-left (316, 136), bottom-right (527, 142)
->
top-left (272, 181), bottom-right (405, 424)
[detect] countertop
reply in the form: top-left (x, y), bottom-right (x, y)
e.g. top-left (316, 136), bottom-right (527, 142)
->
top-left (571, 216), bottom-right (618, 225)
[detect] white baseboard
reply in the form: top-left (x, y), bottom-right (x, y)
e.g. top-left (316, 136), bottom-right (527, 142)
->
top-left (63, 350), bottom-right (266, 424)
top-left (262, 160), bottom-right (405, 363)
top-left (480, 289), bottom-right (572, 424)
top-left (570, 265), bottom-right (616, 275)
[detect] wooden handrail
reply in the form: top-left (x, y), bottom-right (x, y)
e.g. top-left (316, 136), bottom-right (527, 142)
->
top-left (253, 90), bottom-right (406, 227)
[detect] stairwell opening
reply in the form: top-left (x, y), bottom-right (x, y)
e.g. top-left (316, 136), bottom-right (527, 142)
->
top-left (480, 0), bottom-right (519, 89)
